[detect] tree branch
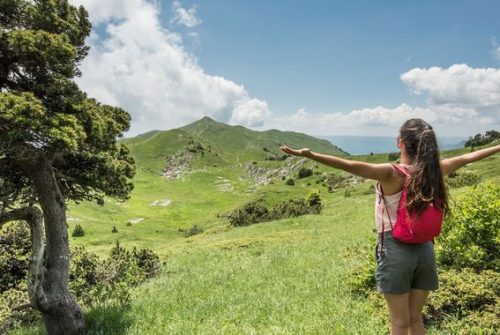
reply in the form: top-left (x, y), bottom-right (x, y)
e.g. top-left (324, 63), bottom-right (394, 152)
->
top-left (0, 206), bottom-right (49, 312)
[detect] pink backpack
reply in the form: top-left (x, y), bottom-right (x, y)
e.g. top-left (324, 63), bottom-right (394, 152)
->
top-left (381, 164), bottom-right (443, 244)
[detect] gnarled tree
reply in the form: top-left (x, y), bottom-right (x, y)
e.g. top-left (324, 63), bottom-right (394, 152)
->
top-left (0, 1), bottom-right (135, 334)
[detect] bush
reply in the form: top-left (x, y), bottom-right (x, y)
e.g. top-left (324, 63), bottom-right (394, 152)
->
top-left (112, 226), bottom-right (118, 233)
top-left (424, 268), bottom-right (499, 331)
top-left (447, 170), bottom-right (482, 188)
top-left (1, 230), bottom-right (162, 333)
top-left (298, 167), bottom-right (313, 179)
top-left (464, 130), bottom-right (500, 147)
top-left (228, 202), bottom-right (270, 227)
top-left (182, 225), bottom-right (204, 237)
top-left (285, 178), bottom-right (295, 186)
top-left (72, 224), bottom-right (85, 237)
top-left (388, 152), bottom-right (400, 161)
top-left (306, 191), bottom-right (322, 213)
top-left (436, 183), bottom-right (499, 271)
top-left (228, 194), bottom-right (323, 227)
top-left (0, 222), bottom-right (31, 293)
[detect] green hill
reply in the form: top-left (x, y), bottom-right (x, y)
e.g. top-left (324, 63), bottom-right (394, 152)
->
top-left (11, 122), bottom-right (499, 334)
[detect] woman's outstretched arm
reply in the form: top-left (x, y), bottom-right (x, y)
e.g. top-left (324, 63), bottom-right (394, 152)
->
top-left (440, 144), bottom-right (500, 175)
top-left (280, 146), bottom-right (394, 181)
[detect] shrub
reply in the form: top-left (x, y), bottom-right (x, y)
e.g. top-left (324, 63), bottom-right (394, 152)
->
top-left (228, 202), bottom-right (270, 227)
top-left (424, 268), bottom-right (499, 330)
top-left (1, 234), bottom-right (162, 333)
top-left (388, 152), bottom-right (400, 161)
top-left (298, 167), bottom-right (313, 179)
top-left (436, 183), bottom-right (499, 271)
top-left (0, 222), bottom-right (31, 293)
top-left (447, 170), bottom-right (482, 188)
top-left (183, 225), bottom-right (204, 237)
top-left (72, 224), bottom-right (85, 237)
top-left (362, 184), bottom-right (375, 195)
top-left (285, 178), bottom-right (295, 186)
top-left (344, 188), bottom-right (351, 197)
top-left (306, 191), bottom-right (322, 213)
top-left (112, 226), bottom-right (118, 233)
top-left (344, 238), bottom-right (377, 295)
top-left (228, 194), bottom-right (323, 227)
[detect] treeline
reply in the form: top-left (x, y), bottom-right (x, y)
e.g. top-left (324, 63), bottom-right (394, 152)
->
top-left (464, 130), bottom-right (500, 147)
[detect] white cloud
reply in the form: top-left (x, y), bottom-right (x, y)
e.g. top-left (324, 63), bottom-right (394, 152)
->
top-left (401, 64), bottom-right (500, 108)
top-left (70, 0), bottom-right (268, 135)
top-left (171, 1), bottom-right (202, 28)
top-left (266, 104), bottom-right (490, 137)
top-left (230, 99), bottom-right (270, 127)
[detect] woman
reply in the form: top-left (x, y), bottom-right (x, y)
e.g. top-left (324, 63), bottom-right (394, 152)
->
top-left (281, 118), bottom-right (500, 335)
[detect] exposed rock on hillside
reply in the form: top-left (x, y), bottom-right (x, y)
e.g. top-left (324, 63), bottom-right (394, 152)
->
top-left (246, 158), bottom-right (307, 185)
top-left (163, 151), bottom-right (194, 179)
top-left (150, 199), bottom-right (172, 207)
top-left (214, 177), bottom-right (234, 192)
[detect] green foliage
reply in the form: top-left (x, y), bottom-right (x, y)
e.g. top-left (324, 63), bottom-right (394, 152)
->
top-left (227, 202), bottom-right (270, 227)
top-left (388, 152), bottom-right (400, 161)
top-left (362, 184), bottom-right (375, 195)
top-left (228, 194), bottom-right (323, 227)
top-left (297, 167), bottom-right (313, 179)
top-left (447, 170), bottom-right (482, 188)
top-left (464, 130), bottom-right (500, 147)
top-left (424, 268), bottom-right (499, 332)
top-left (285, 178), bottom-right (295, 186)
top-left (1, 228), bottom-right (161, 333)
top-left (0, 222), bottom-right (31, 293)
top-left (347, 184), bottom-right (500, 333)
top-left (306, 191), bottom-right (322, 212)
top-left (344, 238), bottom-right (377, 295)
top-left (0, 0), bottom-right (135, 209)
top-left (181, 225), bottom-right (204, 237)
top-left (436, 184), bottom-right (500, 271)
top-left (344, 188), bottom-right (351, 197)
top-left (0, 282), bottom-right (39, 333)
top-left (71, 224), bottom-right (84, 237)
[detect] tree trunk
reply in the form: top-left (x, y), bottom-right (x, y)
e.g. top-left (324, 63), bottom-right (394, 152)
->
top-left (24, 156), bottom-right (85, 335)
top-left (0, 206), bottom-right (48, 311)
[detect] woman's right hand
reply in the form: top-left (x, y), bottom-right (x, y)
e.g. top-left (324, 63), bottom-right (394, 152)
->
top-left (280, 145), bottom-right (312, 157)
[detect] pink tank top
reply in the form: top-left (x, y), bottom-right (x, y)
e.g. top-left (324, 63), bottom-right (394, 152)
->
top-left (374, 182), bottom-right (402, 233)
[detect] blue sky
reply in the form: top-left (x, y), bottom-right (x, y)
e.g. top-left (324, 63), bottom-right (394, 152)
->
top-left (190, 0), bottom-right (499, 114)
top-left (72, 0), bottom-right (500, 138)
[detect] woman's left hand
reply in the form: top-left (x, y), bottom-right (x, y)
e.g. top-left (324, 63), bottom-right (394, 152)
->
top-left (280, 145), bottom-right (311, 157)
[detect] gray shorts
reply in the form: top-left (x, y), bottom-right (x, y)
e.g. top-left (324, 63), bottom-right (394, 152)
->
top-left (375, 230), bottom-right (439, 294)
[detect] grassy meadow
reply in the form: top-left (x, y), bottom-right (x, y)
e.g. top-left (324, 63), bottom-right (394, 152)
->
top-left (11, 119), bottom-right (500, 334)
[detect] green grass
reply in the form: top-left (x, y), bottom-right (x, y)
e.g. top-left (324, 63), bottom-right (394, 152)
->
top-left (10, 128), bottom-right (500, 334)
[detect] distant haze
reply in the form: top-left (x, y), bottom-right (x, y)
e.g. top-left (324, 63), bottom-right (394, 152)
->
top-left (319, 136), bottom-right (466, 155)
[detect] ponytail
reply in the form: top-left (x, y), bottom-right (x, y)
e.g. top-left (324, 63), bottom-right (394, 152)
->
top-left (400, 119), bottom-right (449, 216)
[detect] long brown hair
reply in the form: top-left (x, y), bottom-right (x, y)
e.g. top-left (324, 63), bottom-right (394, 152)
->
top-left (399, 118), bottom-right (449, 216)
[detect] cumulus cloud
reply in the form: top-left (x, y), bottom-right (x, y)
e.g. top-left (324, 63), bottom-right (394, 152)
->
top-left (267, 103), bottom-right (490, 137)
top-left (70, 0), bottom-right (268, 135)
top-left (267, 64), bottom-right (500, 137)
top-left (171, 1), bottom-right (202, 28)
top-left (401, 64), bottom-right (500, 107)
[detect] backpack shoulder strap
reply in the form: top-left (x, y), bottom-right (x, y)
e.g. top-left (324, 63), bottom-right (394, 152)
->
top-left (391, 164), bottom-right (410, 177)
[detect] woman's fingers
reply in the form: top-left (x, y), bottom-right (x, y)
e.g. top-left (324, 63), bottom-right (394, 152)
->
top-left (280, 145), bottom-right (306, 156)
